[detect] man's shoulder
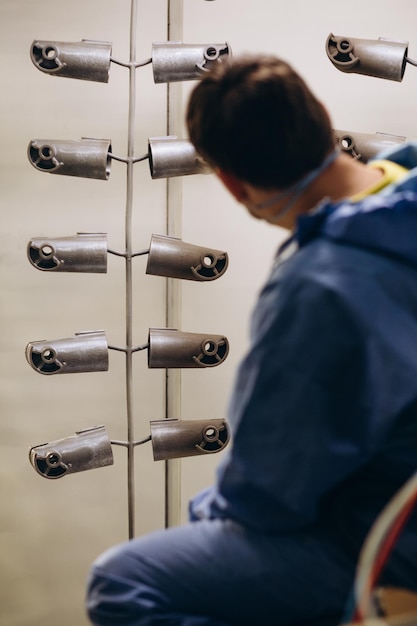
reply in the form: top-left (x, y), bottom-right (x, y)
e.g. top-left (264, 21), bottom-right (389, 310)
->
top-left (274, 236), bottom-right (372, 283)
top-left (262, 234), bottom-right (412, 315)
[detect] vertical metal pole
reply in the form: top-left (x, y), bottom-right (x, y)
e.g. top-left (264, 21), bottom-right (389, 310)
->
top-left (165, 0), bottom-right (183, 528)
top-left (126, 0), bottom-right (138, 539)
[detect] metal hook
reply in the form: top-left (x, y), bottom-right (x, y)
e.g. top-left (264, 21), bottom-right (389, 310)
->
top-left (148, 328), bottom-right (229, 368)
top-left (26, 331), bottom-right (109, 375)
top-left (326, 33), bottom-right (408, 82)
top-left (27, 233), bottom-right (108, 273)
top-left (30, 39), bottom-right (112, 83)
top-left (28, 138), bottom-right (112, 180)
top-left (29, 425), bottom-right (114, 479)
top-left (150, 418), bottom-right (230, 460)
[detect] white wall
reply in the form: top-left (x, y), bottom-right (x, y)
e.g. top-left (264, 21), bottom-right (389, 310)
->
top-left (1, 1), bottom-right (417, 624)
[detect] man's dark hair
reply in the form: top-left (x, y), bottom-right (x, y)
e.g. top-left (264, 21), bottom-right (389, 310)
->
top-left (186, 55), bottom-right (335, 190)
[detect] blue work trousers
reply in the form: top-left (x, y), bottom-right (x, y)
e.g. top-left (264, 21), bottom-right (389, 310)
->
top-left (86, 518), bottom-right (356, 626)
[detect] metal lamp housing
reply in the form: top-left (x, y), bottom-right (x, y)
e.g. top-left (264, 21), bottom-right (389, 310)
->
top-left (27, 233), bottom-right (108, 273)
top-left (146, 234), bottom-right (228, 281)
top-left (148, 328), bottom-right (229, 368)
top-left (326, 33), bottom-right (408, 82)
top-left (334, 130), bottom-right (407, 162)
top-left (150, 418), bottom-right (230, 460)
top-left (28, 138), bottom-right (112, 180)
top-left (30, 39), bottom-right (112, 83)
top-left (25, 330), bottom-right (109, 375)
top-left (29, 425), bottom-right (114, 479)
top-left (148, 136), bottom-right (211, 179)
top-left (152, 41), bottom-right (231, 83)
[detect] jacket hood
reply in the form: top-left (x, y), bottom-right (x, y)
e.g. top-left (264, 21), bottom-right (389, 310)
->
top-left (296, 142), bottom-right (417, 269)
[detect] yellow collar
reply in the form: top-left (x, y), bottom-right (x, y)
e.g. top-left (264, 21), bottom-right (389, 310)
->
top-left (350, 159), bottom-right (408, 202)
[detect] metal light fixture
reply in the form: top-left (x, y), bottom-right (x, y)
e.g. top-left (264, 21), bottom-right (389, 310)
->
top-left (25, 330), bottom-right (109, 375)
top-left (30, 39), bottom-right (112, 83)
top-left (150, 418), bottom-right (229, 460)
top-left (334, 130), bottom-right (407, 162)
top-left (29, 425), bottom-right (114, 479)
top-left (148, 136), bottom-right (211, 178)
top-left (152, 41), bottom-right (231, 83)
top-left (326, 33), bottom-right (408, 82)
top-left (148, 328), bottom-right (229, 368)
top-left (28, 138), bottom-right (112, 180)
top-left (146, 234), bottom-right (228, 281)
top-left (27, 233), bottom-right (108, 273)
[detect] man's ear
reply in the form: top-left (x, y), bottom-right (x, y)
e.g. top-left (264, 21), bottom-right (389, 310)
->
top-left (215, 169), bottom-right (248, 203)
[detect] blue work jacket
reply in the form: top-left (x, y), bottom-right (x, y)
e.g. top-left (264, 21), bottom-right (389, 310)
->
top-left (190, 143), bottom-right (417, 561)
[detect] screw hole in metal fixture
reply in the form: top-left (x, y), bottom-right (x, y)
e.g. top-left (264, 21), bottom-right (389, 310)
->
top-left (29, 142), bottom-right (58, 171)
top-left (204, 426), bottom-right (218, 441)
top-left (40, 244), bottom-right (54, 258)
top-left (204, 46), bottom-right (218, 60)
top-left (41, 347), bottom-right (56, 363)
top-left (202, 255), bottom-right (214, 267)
top-left (28, 242), bottom-right (58, 269)
top-left (32, 42), bottom-right (60, 70)
top-left (40, 145), bottom-right (53, 159)
top-left (340, 136), bottom-right (354, 150)
top-left (197, 422), bottom-right (229, 452)
top-left (47, 452), bottom-right (61, 467)
top-left (192, 251), bottom-right (227, 279)
top-left (339, 39), bottom-right (352, 53)
top-left (196, 337), bottom-right (229, 366)
top-left (203, 340), bottom-right (217, 355)
top-left (44, 46), bottom-right (57, 60)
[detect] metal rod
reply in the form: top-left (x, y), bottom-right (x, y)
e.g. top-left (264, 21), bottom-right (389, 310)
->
top-left (108, 248), bottom-right (149, 257)
top-left (108, 248), bottom-right (128, 257)
top-left (109, 152), bottom-right (149, 164)
top-left (111, 56), bottom-right (152, 68)
top-left (125, 0), bottom-right (138, 540)
top-left (111, 436), bottom-right (152, 447)
top-left (165, 0), bottom-right (184, 529)
top-left (108, 343), bottom-right (149, 353)
top-left (131, 249), bottom-right (150, 257)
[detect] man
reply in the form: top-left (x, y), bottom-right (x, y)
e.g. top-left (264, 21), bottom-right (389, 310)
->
top-left (86, 55), bottom-right (417, 625)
